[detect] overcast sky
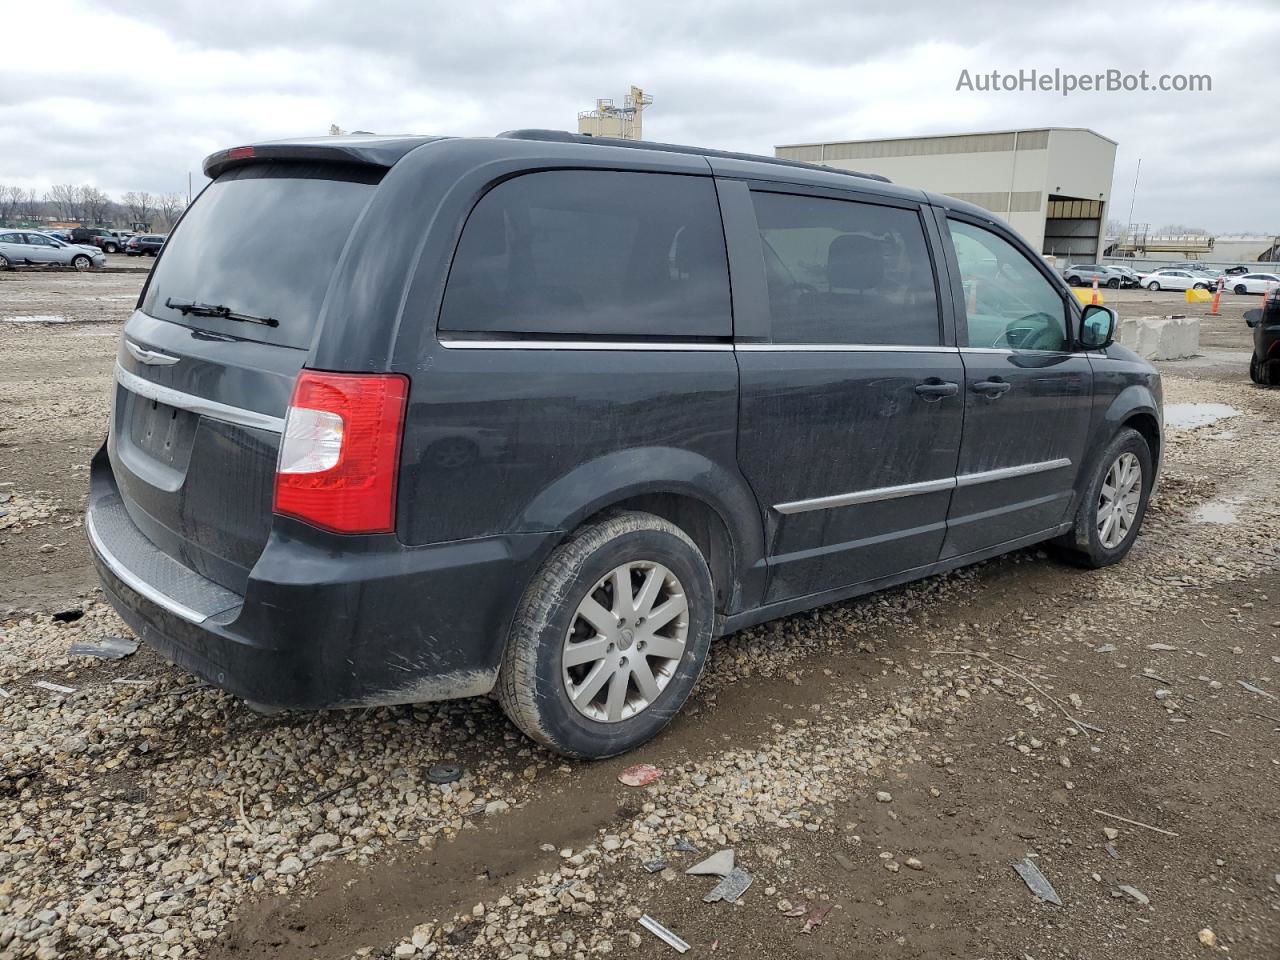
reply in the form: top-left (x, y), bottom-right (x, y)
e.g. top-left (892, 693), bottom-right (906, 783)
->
top-left (3, 0), bottom-right (1277, 233)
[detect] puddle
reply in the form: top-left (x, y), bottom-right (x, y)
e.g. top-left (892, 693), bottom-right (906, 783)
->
top-left (1193, 500), bottom-right (1240, 525)
top-left (1163, 403), bottom-right (1240, 430)
top-left (1, 314), bottom-right (72, 324)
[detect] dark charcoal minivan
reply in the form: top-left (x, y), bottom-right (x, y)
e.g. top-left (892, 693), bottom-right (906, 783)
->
top-left (88, 131), bottom-right (1163, 758)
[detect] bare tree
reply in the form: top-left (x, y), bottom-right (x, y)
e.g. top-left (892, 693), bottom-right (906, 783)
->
top-left (19, 188), bottom-right (42, 221)
top-left (0, 185), bottom-right (17, 222)
top-left (123, 191), bottom-right (155, 226)
top-left (46, 183), bottom-right (82, 221)
top-left (1156, 223), bottom-right (1209, 236)
top-left (82, 185), bottom-right (112, 224)
top-left (158, 192), bottom-right (186, 229)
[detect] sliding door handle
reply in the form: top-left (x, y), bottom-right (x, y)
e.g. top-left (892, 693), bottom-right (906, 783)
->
top-left (914, 379), bottom-right (959, 400)
top-left (971, 378), bottom-right (1012, 398)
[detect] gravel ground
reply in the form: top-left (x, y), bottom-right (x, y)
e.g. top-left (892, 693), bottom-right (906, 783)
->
top-left (1, 273), bottom-right (1277, 960)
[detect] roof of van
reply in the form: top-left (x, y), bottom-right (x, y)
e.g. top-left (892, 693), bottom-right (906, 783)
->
top-left (202, 131), bottom-right (891, 185)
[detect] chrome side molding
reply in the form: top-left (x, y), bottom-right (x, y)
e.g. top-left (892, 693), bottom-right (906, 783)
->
top-left (775, 458), bottom-right (1072, 514)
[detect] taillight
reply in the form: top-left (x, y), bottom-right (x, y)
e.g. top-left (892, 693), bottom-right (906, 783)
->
top-left (228, 146), bottom-right (256, 159)
top-left (274, 371), bottom-right (409, 534)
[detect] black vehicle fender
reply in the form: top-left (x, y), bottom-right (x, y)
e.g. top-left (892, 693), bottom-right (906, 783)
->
top-left (513, 446), bottom-right (768, 617)
top-left (1076, 383), bottom-right (1163, 510)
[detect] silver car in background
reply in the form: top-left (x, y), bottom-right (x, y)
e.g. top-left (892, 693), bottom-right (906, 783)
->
top-left (0, 230), bottom-right (106, 270)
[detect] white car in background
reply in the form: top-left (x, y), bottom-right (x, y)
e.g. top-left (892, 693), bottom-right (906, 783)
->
top-left (1138, 268), bottom-right (1216, 292)
top-left (1227, 272), bottom-right (1280, 295)
top-left (0, 231), bottom-right (106, 271)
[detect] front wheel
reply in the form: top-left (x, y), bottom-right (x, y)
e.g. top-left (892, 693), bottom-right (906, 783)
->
top-left (1107, 278), bottom-right (1120, 288)
top-left (1235, 284), bottom-right (1248, 295)
top-left (498, 511), bottom-right (714, 759)
top-left (1147, 281), bottom-right (1161, 291)
top-left (1051, 428), bottom-right (1153, 569)
top-left (71, 254), bottom-right (92, 271)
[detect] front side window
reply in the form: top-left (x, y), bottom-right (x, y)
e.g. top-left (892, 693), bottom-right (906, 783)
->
top-left (948, 219), bottom-right (1068, 351)
top-left (26, 234), bottom-right (55, 247)
top-left (751, 191), bottom-right (940, 346)
top-left (439, 170), bottom-right (731, 338)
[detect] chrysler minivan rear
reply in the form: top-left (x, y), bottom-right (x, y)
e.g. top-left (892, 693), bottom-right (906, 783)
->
top-left (87, 139), bottom-right (542, 709)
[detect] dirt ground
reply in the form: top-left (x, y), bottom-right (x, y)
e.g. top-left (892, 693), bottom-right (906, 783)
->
top-left (1, 271), bottom-right (1277, 960)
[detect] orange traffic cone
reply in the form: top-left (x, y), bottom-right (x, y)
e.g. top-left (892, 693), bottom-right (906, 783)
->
top-left (1209, 277), bottom-right (1223, 316)
top-left (1091, 274), bottom-right (1100, 305)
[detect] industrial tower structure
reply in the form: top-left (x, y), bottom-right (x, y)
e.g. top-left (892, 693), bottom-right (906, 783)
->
top-left (577, 86), bottom-right (652, 140)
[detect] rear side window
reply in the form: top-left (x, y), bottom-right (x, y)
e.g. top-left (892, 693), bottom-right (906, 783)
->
top-left (439, 171), bottom-right (731, 338)
top-left (141, 163), bottom-right (379, 349)
top-left (751, 190), bottom-right (940, 346)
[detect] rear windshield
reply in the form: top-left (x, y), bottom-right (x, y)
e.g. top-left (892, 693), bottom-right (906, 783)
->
top-left (140, 162), bottom-right (380, 349)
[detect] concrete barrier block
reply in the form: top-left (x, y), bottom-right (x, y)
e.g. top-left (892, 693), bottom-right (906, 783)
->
top-left (1114, 315), bottom-right (1200, 360)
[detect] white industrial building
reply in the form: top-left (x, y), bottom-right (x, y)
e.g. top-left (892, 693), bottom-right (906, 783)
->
top-left (776, 128), bottom-right (1117, 263)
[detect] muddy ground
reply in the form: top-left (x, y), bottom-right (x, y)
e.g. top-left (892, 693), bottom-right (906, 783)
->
top-left (1, 271), bottom-right (1277, 960)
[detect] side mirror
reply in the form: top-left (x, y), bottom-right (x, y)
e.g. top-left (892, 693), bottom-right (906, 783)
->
top-left (1245, 309), bottom-right (1261, 328)
top-left (1080, 304), bottom-right (1117, 349)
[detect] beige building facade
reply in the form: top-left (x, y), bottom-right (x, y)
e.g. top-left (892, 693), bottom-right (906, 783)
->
top-left (776, 128), bottom-right (1117, 262)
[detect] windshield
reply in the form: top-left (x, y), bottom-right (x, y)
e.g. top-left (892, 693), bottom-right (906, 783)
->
top-left (140, 162), bottom-right (381, 349)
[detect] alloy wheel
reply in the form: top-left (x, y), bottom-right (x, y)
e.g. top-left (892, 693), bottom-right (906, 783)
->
top-left (1097, 452), bottom-right (1142, 549)
top-left (562, 561), bottom-right (689, 723)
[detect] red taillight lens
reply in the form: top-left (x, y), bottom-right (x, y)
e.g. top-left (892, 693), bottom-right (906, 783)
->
top-left (273, 371), bottom-right (409, 534)
top-left (228, 146), bottom-right (256, 159)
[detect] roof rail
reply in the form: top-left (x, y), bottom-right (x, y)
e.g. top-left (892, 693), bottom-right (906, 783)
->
top-left (496, 129), bottom-right (891, 183)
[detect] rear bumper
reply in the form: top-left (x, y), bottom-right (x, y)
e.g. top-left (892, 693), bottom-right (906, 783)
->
top-left (88, 447), bottom-right (554, 709)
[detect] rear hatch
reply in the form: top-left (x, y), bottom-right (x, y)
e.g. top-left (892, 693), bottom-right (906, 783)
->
top-left (106, 160), bottom-right (383, 594)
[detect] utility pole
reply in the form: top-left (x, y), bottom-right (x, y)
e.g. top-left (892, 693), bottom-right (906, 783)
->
top-left (1125, 158), bottom-right (1141, 241)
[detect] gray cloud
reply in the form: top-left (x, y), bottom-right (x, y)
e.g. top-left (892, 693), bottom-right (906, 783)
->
top-left (2, 0), bottom-right (1277, 232)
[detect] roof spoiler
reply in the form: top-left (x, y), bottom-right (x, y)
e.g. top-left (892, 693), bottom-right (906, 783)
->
top-left (203, 136), bottom-right (448, 179)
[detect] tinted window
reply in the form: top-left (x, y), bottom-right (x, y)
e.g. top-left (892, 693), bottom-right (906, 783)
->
top-left (0, 233), bottom-right (20, 243)
top-left (439, 171), bottom-right (730, 338)
top-left (141, 163), bottom-right (379, 348)
top-left (750, 191), bottom-right (940, 346)
top-left (948, 219), bottom-right (1068, 351)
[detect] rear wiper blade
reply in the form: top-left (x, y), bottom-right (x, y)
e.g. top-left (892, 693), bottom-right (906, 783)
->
top-left (164, 297), bottom-right (278, 328)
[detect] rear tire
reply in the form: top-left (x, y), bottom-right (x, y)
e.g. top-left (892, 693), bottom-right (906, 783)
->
top-left (1051, 428), bottom-right (1153, 569)
top-left (1067, 275), bottom-right (1081, 286)
top-left (0, 254), bottom-right (9, 270)
top-left (498, 511), bottom-right (714, 759)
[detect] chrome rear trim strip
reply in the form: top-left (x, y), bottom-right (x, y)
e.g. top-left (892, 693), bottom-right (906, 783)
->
top-left (85, 510), bottom-right (208, 624)
top-left (114, 362), bottom-right (285, 433)
top-left (775, 476), bottom-right (956, 514)
top-left (955, 458), bottom-right (1072, 487)
top-left (773, 458), bottom-right (1072, 514)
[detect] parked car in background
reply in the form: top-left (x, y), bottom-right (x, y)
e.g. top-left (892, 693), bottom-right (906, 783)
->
top-left (1246, 287), bottom-right (1280, 385)
top-left (125, 234), bottom-right (166, 256)
top-left (1229, 272), bottom-right (1280, 295)
top-left (43, 229), bottom-right (73, 243)
top-left (70, 227), bottom-right (116, 248)
top-left (1064, 264), bottom-right (1136, 288)
top-left (86, 132), bottom-right (1163, 758)
top-left (90, 230), bottom-right (135, 254)
top-left (1138, 268), bottom-right (1215, 291)
top-left (0, 231), bottom-right (106, 270)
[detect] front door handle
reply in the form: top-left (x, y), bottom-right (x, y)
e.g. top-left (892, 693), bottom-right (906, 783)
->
top-left (914, 379), bottom-right (959, 400)
top-left (971, 378), bottom-right (1012, 398)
